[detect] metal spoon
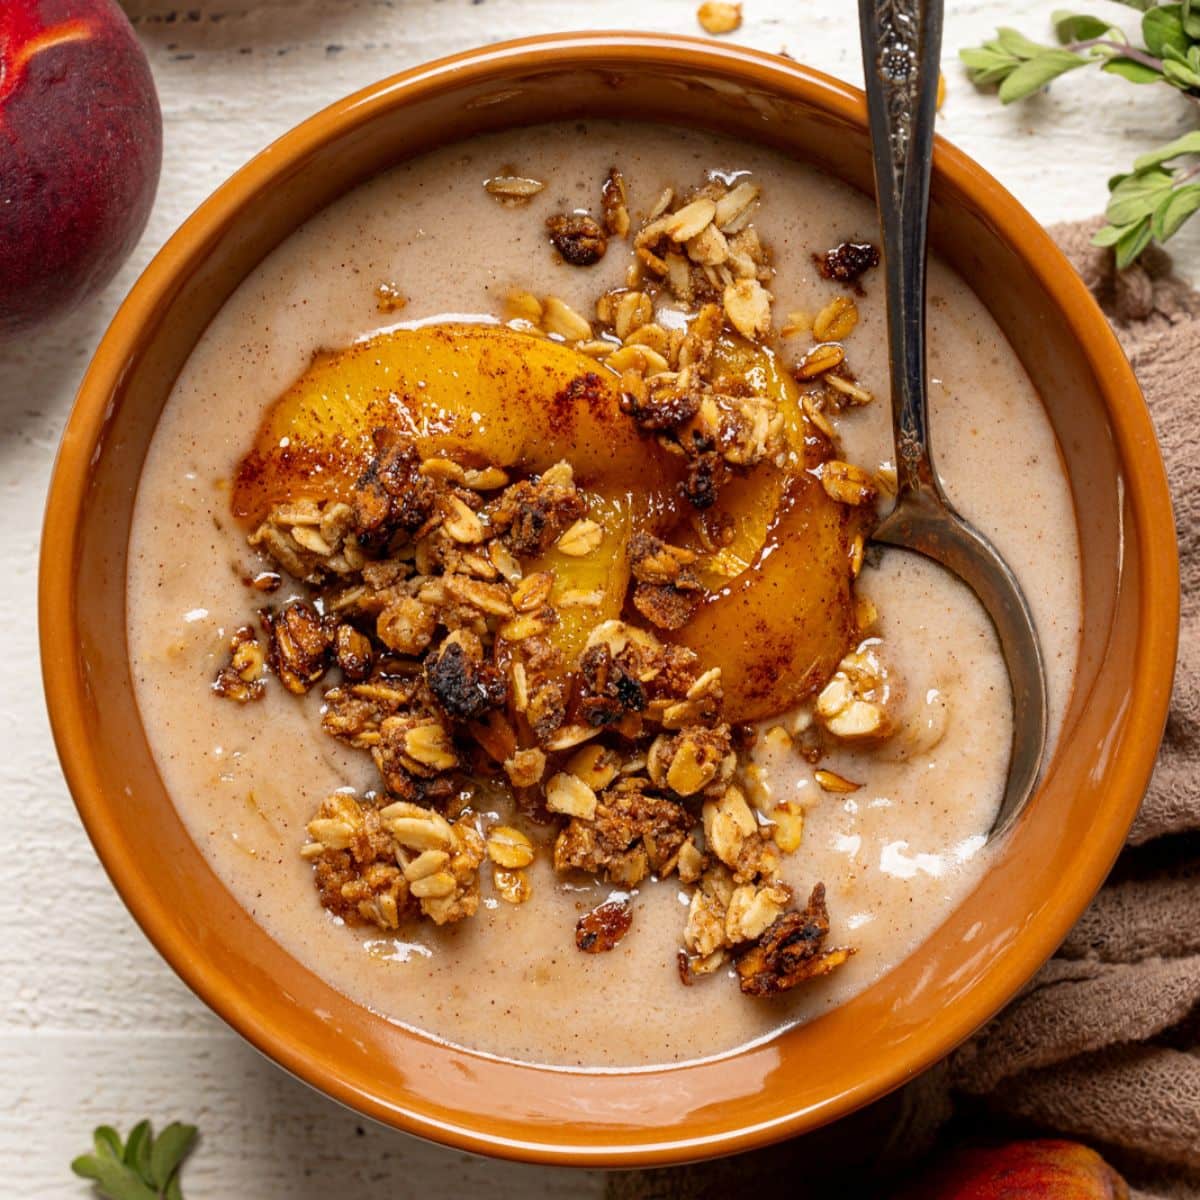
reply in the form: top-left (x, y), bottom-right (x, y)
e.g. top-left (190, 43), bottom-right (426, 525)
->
top-left (858, 0), bottom-right (1048, 837)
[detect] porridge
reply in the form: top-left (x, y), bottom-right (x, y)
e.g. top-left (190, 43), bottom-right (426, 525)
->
top-left (126, 121), bottom-right (1081, 1067)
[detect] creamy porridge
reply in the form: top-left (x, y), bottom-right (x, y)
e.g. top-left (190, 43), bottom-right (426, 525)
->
top-left (126, 120), bottom-right (1081, 1068)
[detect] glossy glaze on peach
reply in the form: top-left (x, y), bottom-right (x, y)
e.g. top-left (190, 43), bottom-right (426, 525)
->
top-left (124, 120), bottom-right (1082, 1068)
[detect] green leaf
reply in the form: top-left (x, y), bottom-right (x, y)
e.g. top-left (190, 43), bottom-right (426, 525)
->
top-left (1052, 10), bottom-right (1114, 42)
top-left (1133, 130), bottom-right (1200, 170)
top-left (960, 45), bottom-right (1020, 86)
top-left (1143, 4), bottom-right (1190, 58)
top-left (1112, 0), bottom-right (1156, 10)
top-left (75, 1119), bottom-right (198, 1200)
top-left (968, 63), bottom-right (1019, 87)
top-left (93, 1128), bottom-right (125, 1160)
top-left (968, 65), bottom-right (1019, 87)
top-left (73, 1154), bottom-right (104, 1180)
top-left (995, 26), bottom-right (1055, 59)
top-left (1090, 221), bottom-right (1129, 247)
top-left (997, 49), bottom-right (1089, 101)
top-left (1111, 165), bottom-right (1175, 192)
top-left (1101, 55), bottom-right (1165, 82)
top-left (70, 1154), bottom-right (159, 1200)
top-left (1114, 215), bottom-right (1154, 267)
top-left (959, 47), bottom-right (1013, 70)
top-left (149, 1123), bottom-right (198, 1190)
top-left (1162, 56), bottom-right (1200, 87)
top-left (123, 1120), bottom-right (153, 1182)
top-left (1106, 166), bottom-right (1175, 223)
top-left (1152, 182), bottom-right (1200, 238)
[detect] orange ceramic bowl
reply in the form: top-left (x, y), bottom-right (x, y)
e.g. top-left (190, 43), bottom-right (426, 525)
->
top-left (40, 33), bottom-right (1177, 1165)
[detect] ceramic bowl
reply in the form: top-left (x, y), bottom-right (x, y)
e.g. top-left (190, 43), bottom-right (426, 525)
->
top-left (40, 33), bottom-right (1178, 1165)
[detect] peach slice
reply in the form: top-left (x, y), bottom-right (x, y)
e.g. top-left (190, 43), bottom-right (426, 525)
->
top-left (688, 329), bottom-right (818, 585)
top-left (523, 491), bottom-right (635, 663)
top-left (232, 321), bottom-right (863, 720)
top-left (232, 322), bottom-right (676, 515)
top-left (675, 336), bottom-right (867, 721)
top-left (233, 323), bottom-right (684, 662)
top-left (678, 472), bottom-right (863, 721)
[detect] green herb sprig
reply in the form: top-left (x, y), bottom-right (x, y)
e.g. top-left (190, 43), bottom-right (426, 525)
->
top-left (71, 1121), bottom-right (197, 1200)
top-left (961, 2), bottom-right (1200, 266)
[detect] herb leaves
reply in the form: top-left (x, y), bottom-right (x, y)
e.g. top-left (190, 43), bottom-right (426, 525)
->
top-left (1100, 132), bottom-right (1200, 264)
top-left (71, 1121), bottom-right (197, 1200)
top-left (960, 28), bottom-right (1090, 103)
top-left (961, 3), bottom-right (1200, 265)
top-left (963, 2), bottom-right (1200, 100)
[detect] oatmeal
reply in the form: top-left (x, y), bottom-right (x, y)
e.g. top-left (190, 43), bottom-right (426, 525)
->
top-left (127, 121), bottom-right (1081, 1067)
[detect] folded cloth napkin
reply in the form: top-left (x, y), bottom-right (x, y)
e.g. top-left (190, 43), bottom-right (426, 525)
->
top-left (607, 219), bottom-right (1200, 1200)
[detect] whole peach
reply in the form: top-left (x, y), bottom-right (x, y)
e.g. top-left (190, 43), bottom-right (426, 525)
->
top-left (0, 0), bottom-right (162, 335)
top-left (896, 1139), bottom-right (1129, 1199)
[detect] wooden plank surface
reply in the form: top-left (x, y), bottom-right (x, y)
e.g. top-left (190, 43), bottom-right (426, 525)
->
top-left (2, 2), bottom-right (1194, 1194)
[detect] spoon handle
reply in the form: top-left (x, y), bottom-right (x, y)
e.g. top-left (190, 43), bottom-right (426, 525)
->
top-left (858, 0), bottom-right (944, 502)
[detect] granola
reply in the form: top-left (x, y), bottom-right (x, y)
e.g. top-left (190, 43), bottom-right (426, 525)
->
top-left (212, 626), bottom-right (266, 703)
top-left (576, 898), bottom-right (633, 953)
top-left (213, 162), bottom-right (896, 1004)
top-left (547, 213), bottom-right (608, 266)
top-left (697, 2), bottom-right (742, 35)
top-left (735, 884), bottom-right (854, 996)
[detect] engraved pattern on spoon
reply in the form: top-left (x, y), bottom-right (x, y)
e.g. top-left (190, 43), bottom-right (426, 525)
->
top-left (871, 0), bottom-right (921, 188)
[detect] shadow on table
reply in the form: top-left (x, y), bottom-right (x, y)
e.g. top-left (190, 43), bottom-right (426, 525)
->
top-left (230, 1031), bottom-right (921, 1199)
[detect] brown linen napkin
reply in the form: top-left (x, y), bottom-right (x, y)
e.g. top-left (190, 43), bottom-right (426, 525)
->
top-left (606, 220), bottom-right (1200, 1200)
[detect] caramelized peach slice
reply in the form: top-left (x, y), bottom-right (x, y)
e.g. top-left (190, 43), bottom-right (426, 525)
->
top-left (233, 324), bottom-right (684, 662)
top-left (674, 337), bottom-right (868, 722)
top-left (232, 323), bottom-right (680, 518)
top-left (677, 475), bottom-right (864, 722)
top-left (525, 492), bottom-right (633, 663)
top-left (688, 333), bottom-right (816, 586)
top-left (232, 321), bottom-right (864, 720)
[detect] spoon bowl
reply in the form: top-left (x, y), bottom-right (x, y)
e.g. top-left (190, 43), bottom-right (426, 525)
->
top-left (860, 0), bottom-right (1049, 837)
top-left (873, 493), bottom-right (1048, 836)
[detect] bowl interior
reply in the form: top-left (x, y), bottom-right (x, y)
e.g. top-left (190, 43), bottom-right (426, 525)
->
top-left (41, 35), bottom-right (1175, 1164)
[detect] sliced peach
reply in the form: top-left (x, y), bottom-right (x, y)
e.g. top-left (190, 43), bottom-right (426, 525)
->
top-left (676, 473), bottom-right (864, 722)
top-left (232, 321), bottom-right (863, 720)
top-left (671, 336), bottom-right (866, 722)
top-left (232, 323), bottom-right (680, 519)
top-left (233, 324), bottom-right (685, 666)
top-left (525, 492), bottom-right (633, 663)
top-left (688, 332), bottom-right (817, 586)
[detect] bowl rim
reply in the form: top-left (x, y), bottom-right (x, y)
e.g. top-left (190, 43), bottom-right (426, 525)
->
top-left (39, 30), bottom-right (1179, 1165)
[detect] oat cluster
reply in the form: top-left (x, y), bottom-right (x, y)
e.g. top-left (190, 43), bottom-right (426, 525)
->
top-left (215, 164), bottom-right (894, 997)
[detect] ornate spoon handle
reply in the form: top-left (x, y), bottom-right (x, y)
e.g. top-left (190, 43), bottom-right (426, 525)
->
top-left (857, 0), bottom-right (945, 502)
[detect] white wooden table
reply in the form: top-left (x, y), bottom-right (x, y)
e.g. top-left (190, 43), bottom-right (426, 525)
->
top-left (2, 2), bottom-right (1195, 1194)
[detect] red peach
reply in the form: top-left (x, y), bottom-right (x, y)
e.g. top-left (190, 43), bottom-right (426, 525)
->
top-left (896, 1139), bottom-right (1129, 1199)
top-left (0, 0), bottom-right (162, 335)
